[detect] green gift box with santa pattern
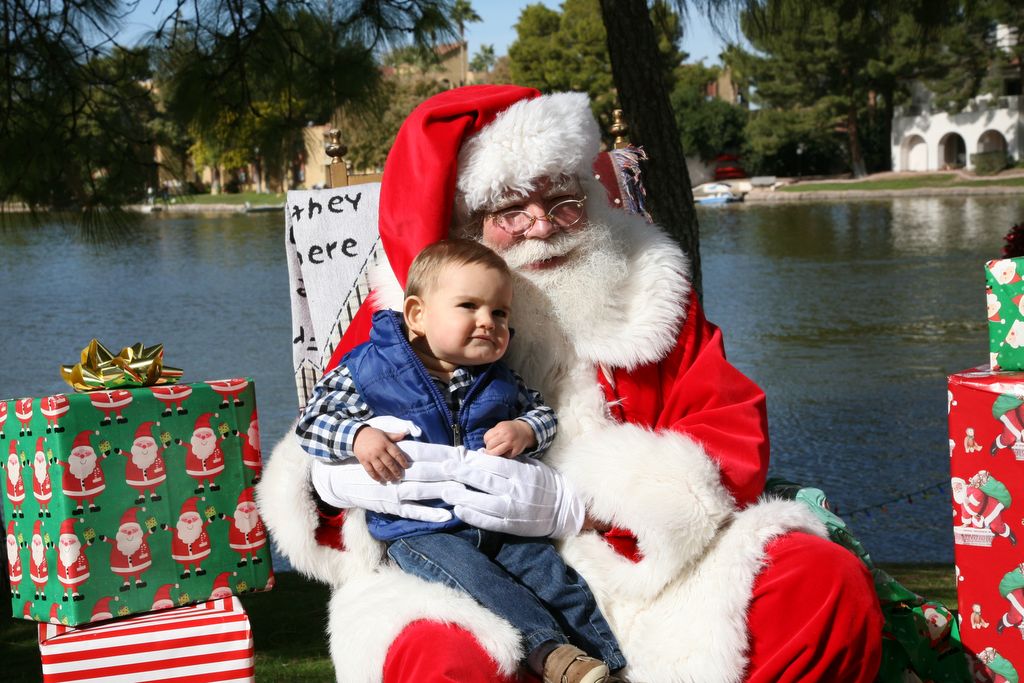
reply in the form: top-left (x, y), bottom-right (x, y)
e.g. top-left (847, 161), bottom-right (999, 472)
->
top-left (986, 257), bottom-right (1024, 371)
top-left (1, 379), bottom-right (273, 626)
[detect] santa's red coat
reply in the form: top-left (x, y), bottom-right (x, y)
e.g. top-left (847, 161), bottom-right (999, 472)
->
top-left (57, 550), bottom-right (89, 587)
top-left (60, 461), bottom-right (105, 500)
top-left (6, 472), bottom-right (25, 504)
top-left (170, 529), bottom-right (212, 565)
top-left (228, 518), bottom-right (267, 555)
top-left (33, 468), bottom-right (52, 504)
top-left (8, 553), bottom-right (23, 583)
top-left (106, 538), bottom-right (153, 577)
top-left (123, 451), bottom-right (167, 491)
top-left (185, 444), bottom-right (225, 481)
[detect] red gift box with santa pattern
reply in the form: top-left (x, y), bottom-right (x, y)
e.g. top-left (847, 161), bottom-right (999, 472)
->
top-left (37, 595), bottom-right (255, 682)
top-left (2, 379), bottom-right (273, 627)
top-left (949, 365), bottom-right (1024, 681)
top-left (986, 257), bottom-right (1024, 371)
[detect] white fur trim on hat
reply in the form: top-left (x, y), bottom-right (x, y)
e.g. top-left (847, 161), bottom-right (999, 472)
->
top-left (456, 92), bottom-right (601, 213)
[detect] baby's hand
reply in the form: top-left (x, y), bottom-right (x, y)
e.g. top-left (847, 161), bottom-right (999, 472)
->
top-left (353, 427), bottom-right (410, 483)
top-left (482, 420), bottom-right (537, 458)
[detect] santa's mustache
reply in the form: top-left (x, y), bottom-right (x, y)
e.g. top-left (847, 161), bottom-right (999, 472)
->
top-left (499, 229), bottom-right (586, 270)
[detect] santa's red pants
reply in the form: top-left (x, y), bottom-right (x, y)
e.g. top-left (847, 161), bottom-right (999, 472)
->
top-left (382, 531), bottom-right (883, 682)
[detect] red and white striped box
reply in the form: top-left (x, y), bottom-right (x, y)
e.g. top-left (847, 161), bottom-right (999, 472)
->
top-left (37, 596), bottom-right (255, 683)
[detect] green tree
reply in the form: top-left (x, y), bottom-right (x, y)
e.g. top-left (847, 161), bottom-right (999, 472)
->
top-left (451, 0), bottom-right (482, 40)
top-left (470, 44), bottom-right (498, 73)
top-left (671, 63), bottom-right (748, 161)
top-left (508, 0), bottom-right (682, 138)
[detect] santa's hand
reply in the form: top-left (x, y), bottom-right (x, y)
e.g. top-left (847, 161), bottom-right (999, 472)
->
top-left (442, 450), bottom-right (585, 539)
top-left (364, 416), bottom-right (423, 438)
top-left (310, 441), bottom-right (465, 522)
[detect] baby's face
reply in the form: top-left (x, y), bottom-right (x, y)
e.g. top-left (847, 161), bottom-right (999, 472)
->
top-left (409, 262), bottom-right (513, 368)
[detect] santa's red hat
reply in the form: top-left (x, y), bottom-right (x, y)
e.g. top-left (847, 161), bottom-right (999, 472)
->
top-left (6, 520), bottom-right (14, 538)
top-left (8, 440), bottom-right (17, 458)
top-left (33, 519), bottom-right (41, 537)
top-left (331, 85), bottom-right (609, 365)
top-left (151, 583), bottom-right (177, 608)
top-left (119, 507), bottom-right (140, 528)
top-left (71, 430), bottom-right (94, 451)
top-left (134, 421), bottom-right (158, 442)
top-left (49, 603), bottom-right (60, 623)
top-left (237, 487), bottom-right (255, 505)
top-left (91, 596), bottom-right (116, 621)
top-left (35, 437), bottom-right (44, 454)
top-left (59, 518), bottom-right (78, 538)
top-left (180, 497), bottom-right (200, 517)
top-left (212, 571), bottom-right (234, 592)
top-left (193, 413), bottom-right (215, 432)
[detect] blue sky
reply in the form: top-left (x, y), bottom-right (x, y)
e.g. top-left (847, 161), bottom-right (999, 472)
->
top-left (119, 0), bottom-right (730, 65)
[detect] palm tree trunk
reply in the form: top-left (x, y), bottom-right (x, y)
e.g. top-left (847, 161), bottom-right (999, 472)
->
top-left (598, 0), bottom-right (702, 298)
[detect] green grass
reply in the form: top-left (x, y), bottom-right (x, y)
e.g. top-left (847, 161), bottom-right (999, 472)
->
top-left (173, 192), bottom-right (286, 206)
top-left (780, 174), bottom-right (1024, 193)
top-left (2, 565), bottom-right (957, 681)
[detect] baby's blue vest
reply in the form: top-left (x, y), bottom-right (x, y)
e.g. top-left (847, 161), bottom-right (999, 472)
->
top-left (345, 310), bottom-right (521, 541)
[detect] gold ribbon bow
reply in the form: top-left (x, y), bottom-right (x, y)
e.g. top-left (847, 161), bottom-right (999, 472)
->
top-left (61, 340), bottom-right (183, 392)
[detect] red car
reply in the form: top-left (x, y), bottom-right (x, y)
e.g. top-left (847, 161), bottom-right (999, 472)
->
top-left (713, 154), bottom-right (747, 181)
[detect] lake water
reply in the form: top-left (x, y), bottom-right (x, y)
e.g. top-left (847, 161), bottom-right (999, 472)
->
top-left (2, 196), bottom-right (1021, 563)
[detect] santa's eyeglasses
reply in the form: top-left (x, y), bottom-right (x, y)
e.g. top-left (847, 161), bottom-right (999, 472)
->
top-left (486, 196), bottom-right (587, 236)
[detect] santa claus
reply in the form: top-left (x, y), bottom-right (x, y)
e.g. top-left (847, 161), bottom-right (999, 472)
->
top-left (150, 583), bottom-right (177, 611)
top-left (209, 571), bottom-right (235, 600)
top-left (151, 384), bottom-right (192, 417)
top-left (953, 470), bottom-right (1018, 545)
top-left (6, 520), bottom-right (23, 599)
top-left (164, 496), bottom-right (213, 579)
top-left (90, 595), bottom-right (117, 622)
top-left (58, 431), bottom-right (106, 514)
top-left (206, 378), bottom-right (248, 408)
top-left (89, 389), bottom-right (132, 426)
top-left (241, 411), bottom-right (262, 484)
top-left (15, 397), bottom-right (32, 437)
top-left (99, 507), bottom-right (155, 591)
top-left (179, 413), bottom-right (226, 494)
top-left (56, 517), bottom-right (89, 602)
top-left (227, 487), bottom-right (266, 567)
top-left (4, 440), bottom-right (26, 518)
top-left (40, 394), bottom-right (69, 434)
top-left (29, 519), bottom-right (50, 600)
top-left (32, 437), bottom-right (53, 518)
top-left (257, 87), bottom-right (881, 682)
top-left (118, 421), bottom-right (167, 504)
top-left (978, 646), bottom-right (1018, 683)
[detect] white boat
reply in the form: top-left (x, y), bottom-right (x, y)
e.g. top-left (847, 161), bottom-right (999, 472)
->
top-left (694, 183), bottom-right (742, 205)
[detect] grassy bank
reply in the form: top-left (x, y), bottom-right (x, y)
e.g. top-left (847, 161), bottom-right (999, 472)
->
top-left (1, 564), bottom-right (957, 681)
top-left (779, 172), bottom-right (1024, 193)
top-left (173, 191), bottom-right (286, 206)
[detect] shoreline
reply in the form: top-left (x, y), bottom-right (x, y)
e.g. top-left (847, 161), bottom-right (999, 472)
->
top-left (744, 183), bottom-right (1024, 203)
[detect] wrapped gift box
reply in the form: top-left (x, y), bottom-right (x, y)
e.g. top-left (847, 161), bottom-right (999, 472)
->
top-left (2, 379), bottom-right (273, 626)
top-left (38, 596), bottom-right (255, 682)
top-left (949, 366), bottom-right (1024, 679)
top-left (986, 257), bottom-right (1024, 371)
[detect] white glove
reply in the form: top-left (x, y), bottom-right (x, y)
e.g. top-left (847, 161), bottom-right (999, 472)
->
top-left (441, 450), bottom-right (585, 539)
top-left (310, 438), bottom-right (464, 523)
top-left (363, 415), bottom-right (423, 438)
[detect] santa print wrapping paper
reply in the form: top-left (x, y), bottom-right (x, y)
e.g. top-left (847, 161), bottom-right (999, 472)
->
top-left (37, 596), bottom-right (254, 683)
top-left (2, 379), bottom-right (273, 626)
top-left (986, 257), bottom-right (1024, 371)
top-left (949, 366), bottom-right (1024, 681)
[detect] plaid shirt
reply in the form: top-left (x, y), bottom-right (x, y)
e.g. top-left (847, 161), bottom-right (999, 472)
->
top-left (295, 362), bottom-right (557, 462)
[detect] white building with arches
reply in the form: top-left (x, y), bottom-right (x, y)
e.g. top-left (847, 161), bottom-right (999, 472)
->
top-left (891, 88), bottom-right (1021, 172)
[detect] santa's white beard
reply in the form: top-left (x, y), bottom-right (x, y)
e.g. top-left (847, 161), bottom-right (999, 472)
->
top-left (233, 507), bottom-right (258, 534)
top-left (117, 527), bottom-right (143, 556)
top-left (59, 540), bottom-right (81, 568)
top-left (131, 445), bottom-right (157, 470)
top-left (6, 538), bottom-right (16, 563)
top-left (32, 539), bottom-right (44, 565)
top-left (34, 457), bottom-right (47, 484)
top-left (499, 219), bottom-right (628, 369)
top-left (190, 435), bottom-right (215, 460)
top-left (176, 519), bottom-right (202, 545)
top-left (69, 453), bottom-right (97, 480)
top-left (8, 458), bottom-right (21, 485)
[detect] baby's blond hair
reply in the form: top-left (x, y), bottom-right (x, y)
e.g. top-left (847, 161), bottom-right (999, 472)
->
top-left (405, 239), bottom-right (511, 299)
